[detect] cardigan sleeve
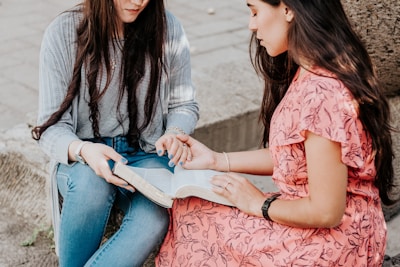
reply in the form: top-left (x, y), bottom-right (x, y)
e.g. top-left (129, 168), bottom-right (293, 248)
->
top-left (163, 11), bottom-right (199, 135)
top-left (37, 11), bottom-right (81, 164)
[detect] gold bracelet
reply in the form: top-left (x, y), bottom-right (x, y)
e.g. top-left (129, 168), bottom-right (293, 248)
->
top-left (165, 126), bottom-right (186, 135)
top-left (223, 152), bottom-right (230, 172)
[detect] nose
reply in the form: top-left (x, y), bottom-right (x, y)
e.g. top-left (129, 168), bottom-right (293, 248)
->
top-left (248, 17), bottom-right (257, 32)
top-left (131, 0), bottom-right (143, 5)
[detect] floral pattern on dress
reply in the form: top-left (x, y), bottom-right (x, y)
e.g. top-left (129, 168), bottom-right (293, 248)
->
top-left (156, 69), bottom-right (386, 267)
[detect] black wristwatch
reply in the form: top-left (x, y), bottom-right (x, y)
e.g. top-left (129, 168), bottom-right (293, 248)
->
top-left (261, 193), bottom-right (281, 221)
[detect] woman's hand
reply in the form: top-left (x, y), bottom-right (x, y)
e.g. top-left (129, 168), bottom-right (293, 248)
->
top-left (211, 172), bottom-right (266, 217)
top-left (77, 142), bottom-right (136, 192)
top-left (175, 134), bottom-right (218, 170)
top-left (177, 134), bottom-right (266, 216)
top-left (155, 133), bottom-right (192, 167)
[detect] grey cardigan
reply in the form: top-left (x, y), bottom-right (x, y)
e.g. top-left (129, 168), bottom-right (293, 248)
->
top-left (37, 7), bottom-right (199, 254)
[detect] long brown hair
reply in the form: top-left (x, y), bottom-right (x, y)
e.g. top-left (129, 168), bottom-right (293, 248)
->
top-left (32, 0), bottom-right (167, 149)
top-left (250, 0), bottom-right (396, 205)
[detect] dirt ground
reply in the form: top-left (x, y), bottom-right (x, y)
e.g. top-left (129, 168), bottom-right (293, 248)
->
top-left (0, 207), bottom-right (58, 267)
top-left (0, 206), bottom-right (156, 267)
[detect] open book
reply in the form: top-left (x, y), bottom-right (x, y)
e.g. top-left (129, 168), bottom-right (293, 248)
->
top-left (112, 162), bottom-right (235, 208)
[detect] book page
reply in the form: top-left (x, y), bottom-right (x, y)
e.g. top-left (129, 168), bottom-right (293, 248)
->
top-left (127, 167), bottom-right (174, 196)
top-left (114, 163), bottom-right (273, 208)
top-left (171, 166), bottom-right (223, 192)
top-left (170, 166), bottom-right (235, 206)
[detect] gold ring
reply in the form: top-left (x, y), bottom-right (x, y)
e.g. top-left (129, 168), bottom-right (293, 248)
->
top-left (224, 182), bottom-right (231, 190)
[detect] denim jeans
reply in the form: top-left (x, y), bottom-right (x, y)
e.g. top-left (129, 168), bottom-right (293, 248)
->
top-left (56, 136), bottom-right (172, 267)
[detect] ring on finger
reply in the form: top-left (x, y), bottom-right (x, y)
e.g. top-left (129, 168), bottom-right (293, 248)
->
top-left (224, 181), bottom-right (231, 190)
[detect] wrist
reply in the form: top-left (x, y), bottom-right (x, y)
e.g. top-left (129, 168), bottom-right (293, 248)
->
top-left (74, 141), bottom-right (91, 164)
top-left (261, 193), bottom-right (281, 221)
top-left (211, 152), bottom-right (224, 171)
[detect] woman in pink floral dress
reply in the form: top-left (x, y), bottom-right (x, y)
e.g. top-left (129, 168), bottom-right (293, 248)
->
top-left (156, 0), bottom-right (397, 266)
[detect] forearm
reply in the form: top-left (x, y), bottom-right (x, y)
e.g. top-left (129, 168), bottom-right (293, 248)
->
top-left (266, 197), bottom-right (344, 228)
top-left (38, 125), bottom-right (79, 165)
top-left (216, 149), bottom-right (273, 175)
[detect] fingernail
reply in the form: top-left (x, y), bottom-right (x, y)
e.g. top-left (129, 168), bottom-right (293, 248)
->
top-left (121, 158), bottom-right (128, 164)
top-left (179, 161), bottom-right (183, 166)
top-left (157, 150), bottom-right (162, 156)
top-left (168, 161), bottom-right (175, 167)
top-left (168, 154), bottom-right (173, 159)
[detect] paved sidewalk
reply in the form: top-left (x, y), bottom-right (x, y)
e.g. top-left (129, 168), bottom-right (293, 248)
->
top-left (0, 0), bottom-right (398, 264)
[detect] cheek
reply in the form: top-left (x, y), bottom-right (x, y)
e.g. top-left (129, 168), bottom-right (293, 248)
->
top-left (259, 17), bottom-right (289, 56)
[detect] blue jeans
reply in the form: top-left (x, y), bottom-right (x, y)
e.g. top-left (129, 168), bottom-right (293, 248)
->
top-left (56, 136), bottom-right (172, 267)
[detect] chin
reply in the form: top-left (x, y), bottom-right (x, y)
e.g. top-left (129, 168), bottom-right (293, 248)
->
top-left (124, 17), bottom-right (139, 23)
top-left (264, 47), bottom-right (277, 57)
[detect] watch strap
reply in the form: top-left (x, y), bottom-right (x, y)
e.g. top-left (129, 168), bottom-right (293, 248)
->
top-left (74, 141), bottom-right (91, 164)
top-left (261, 193), bottom-right (281, 221)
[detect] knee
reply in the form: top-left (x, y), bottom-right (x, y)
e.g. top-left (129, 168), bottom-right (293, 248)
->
top-left (58, 163), bottom-right (116, 207)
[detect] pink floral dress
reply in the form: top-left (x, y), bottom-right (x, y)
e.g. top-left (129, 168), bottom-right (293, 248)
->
top-left (156, 68), bottom-right (387, 267)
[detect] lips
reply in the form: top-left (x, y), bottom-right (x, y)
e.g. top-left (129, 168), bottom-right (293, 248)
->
top-left (125, 8), bottom-right (140, 15)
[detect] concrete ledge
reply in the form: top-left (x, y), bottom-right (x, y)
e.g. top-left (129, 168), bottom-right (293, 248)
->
top-left (190, 58), bottom-right (263, 152)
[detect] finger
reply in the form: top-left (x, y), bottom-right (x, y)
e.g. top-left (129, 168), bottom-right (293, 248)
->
top-left (177, 143), bottom-right (189, 166)
top-left (211, 177), bottom-right (233, 197)
top-left (103, 146), bottom-right (127, 164)
top-left (99, 163), bottom-right (135, 191)
top-left (176, 134), bottom-right (192, 146)
top-left (211, 174), bottom-right (231, 189)
top-left (222, 172), bottom-right (246, 184)
top-left (110, 174), bottom-right (136, 192)
top-left (166, 138), bottom-right (179, 160)
top-left (155, 137), bottom-right (169, 156)
top-left (185, 144), bottom-right (192, 161)
top-left (168, 140), bottom-right (186, 167)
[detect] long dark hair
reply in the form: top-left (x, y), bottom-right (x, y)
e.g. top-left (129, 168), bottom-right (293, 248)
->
top-left (250, 0), bottom-right (396, 205)
top-left (32, 0), bottom-right (167, 149)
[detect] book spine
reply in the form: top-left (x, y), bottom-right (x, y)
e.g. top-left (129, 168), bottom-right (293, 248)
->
top-left (113, 163), bottom-right (173, 208)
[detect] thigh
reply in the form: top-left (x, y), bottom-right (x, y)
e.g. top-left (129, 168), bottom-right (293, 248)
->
top-left (57, 162), bottom-right (115, 207)
top-left (56, 163), bottom-right (117, 267)
top-left (85, 191), bottom-right (169, 267)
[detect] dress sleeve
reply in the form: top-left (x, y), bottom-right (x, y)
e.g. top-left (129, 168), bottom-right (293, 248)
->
top-left (271, 74), bottom-right (366, 169)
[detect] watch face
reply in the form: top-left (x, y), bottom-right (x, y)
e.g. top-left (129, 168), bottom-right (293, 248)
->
top-left (74, 141), bottom-right (91, 165)
top-left (75, 154), bottom-right (86, 164)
